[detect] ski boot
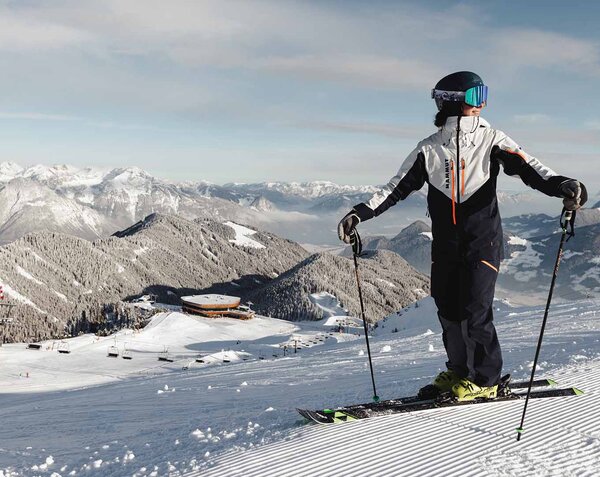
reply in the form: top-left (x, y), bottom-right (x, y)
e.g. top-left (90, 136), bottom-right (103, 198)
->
top-left (418, 370), bottom-right (461, 399)
top-left (496, 374), bottom-right (512, 397)
top-left (451, 378), bottom-right (498, 401)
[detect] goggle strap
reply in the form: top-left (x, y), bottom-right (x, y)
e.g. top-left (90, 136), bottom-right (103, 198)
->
top-left (431, 89), bottom-right (466, 101)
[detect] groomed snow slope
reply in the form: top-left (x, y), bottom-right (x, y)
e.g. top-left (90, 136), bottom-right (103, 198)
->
top-left (192, 299), bottom-right (600, 477)
top-left (1, 298), bottom-right (600, 476)
top-left (196, 360), bottom-right (600, 477)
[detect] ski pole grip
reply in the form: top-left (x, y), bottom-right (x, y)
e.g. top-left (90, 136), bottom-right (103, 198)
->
top-left (560, 208), bottom-right (576, 239)
top-left (350, 229), bottom-right (363, 257)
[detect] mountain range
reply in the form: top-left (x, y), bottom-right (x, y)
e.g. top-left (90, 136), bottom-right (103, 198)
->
top-left (0, 214), bottom-right (307, 342)
top-left (0, 161), bottom-right (583, 247)
top-left (0, 213), bottom-right (428, 343)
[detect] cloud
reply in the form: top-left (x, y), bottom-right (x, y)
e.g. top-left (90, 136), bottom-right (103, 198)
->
top-left (0, 6), bottom-right (90, 50)
top-left (512, 127), bottom-right (600, 147)
top-left (490, 29), bottom-right (600, 77)
top-left (258, 55), bottom-right (443, 90)
top-left (294, 119), bottom-right (426, 139)
top-left (0, 112), bottom-right (80, 121)
top-left (2, 1), bottom-right (599, 98)
top-left (585, 120), bottom-right (600, 130)
top-left (0, 1), bottom-right (467, 91)
top-left (513, 114), bottom-right (552, 124)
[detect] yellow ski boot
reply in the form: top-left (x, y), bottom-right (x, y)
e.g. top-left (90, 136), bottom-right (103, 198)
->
top-left (418, 370), bottom-right (462, 398)
top-left (452, 378), bottom-right (498, 401)
top-left (432, 370), bottom-right (461, 393)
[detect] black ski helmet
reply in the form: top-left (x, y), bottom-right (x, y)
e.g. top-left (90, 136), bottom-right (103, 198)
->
top-left (432, 71), bottom-right (485, 111)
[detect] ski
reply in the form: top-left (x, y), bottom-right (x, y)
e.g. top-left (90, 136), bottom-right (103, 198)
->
top-left (298, 385), bottom-right (582, 424)
top-left (510, 377), bottom-right (558, 389)
top-left (300, 375), bottom-right (557, 420)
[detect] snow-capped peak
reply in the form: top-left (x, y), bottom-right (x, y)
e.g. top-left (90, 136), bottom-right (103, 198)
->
top-left (0, 161), bottom-right (25, 181)
top-left (103, 167), bottom-right (154, 186)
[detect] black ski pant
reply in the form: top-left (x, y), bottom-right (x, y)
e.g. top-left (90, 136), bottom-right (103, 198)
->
top-left (431, 259), bottom-right (503, 387)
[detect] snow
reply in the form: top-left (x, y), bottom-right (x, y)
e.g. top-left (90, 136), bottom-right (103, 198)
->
top-left (182, 294), bottom-right (240, 307)
top-left (224, 221), bottom-right (266, 249)
top-left (502, 237), bottom-right (544, 282)
top-left (376, 278), bottom-right (396, 288)
top-left (0, 310), bottom-right (297, 393)
top-left (1, 298), bottom-right (600, 476)
top-left (252, 181), bottom-right (380, 198)
top-left (309, 291), bottom-right (346, 318)
top-left (420, 231), bottom-right (433, 240)
top-left (53, 290), bottom-right (69, 302)
top-left (0, 280), bottom-right (47, 314)
top-left (508, 235), bottom-right (527, 246)
top-left (15, 266), bottom-right (44, 285)
top-left (0, 161), bottom-right (25, 181)
top-left (134, 246), bottom-right (149, 255)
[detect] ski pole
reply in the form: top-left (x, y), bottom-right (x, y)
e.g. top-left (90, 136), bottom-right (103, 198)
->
top-left (516, 209), bottom-right (574, 441)
top-left (350, 229), bottom-right (380, 402)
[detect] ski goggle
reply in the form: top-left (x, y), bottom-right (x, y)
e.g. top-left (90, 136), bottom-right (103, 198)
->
top-left (431, 85), bottom-right (488, 108)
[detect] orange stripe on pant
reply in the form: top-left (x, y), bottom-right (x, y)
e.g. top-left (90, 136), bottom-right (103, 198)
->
top-left (481, 260), bottom-right (499, 273)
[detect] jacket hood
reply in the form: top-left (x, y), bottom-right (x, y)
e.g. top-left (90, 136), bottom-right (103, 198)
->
top-left (439, 116), bottom-right (490, 146)
top-left (441, 115), bottom-right (490, 132)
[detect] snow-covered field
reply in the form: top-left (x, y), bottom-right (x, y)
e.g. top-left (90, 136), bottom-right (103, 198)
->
top-left (2, 298), bottom-right (600, 476)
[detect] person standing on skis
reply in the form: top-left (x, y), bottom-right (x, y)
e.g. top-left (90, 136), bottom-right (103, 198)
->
top-left (337, 71), bottom-right (587, 401)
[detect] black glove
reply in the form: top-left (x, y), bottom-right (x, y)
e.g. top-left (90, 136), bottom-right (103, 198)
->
top-left (337, 210), bottom-right (360, 244)
top-left (559, 180), bottom-right (587, 211)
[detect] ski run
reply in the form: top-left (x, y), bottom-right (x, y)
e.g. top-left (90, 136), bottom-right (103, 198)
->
top-left (1, 296), bottom-right (600, 476)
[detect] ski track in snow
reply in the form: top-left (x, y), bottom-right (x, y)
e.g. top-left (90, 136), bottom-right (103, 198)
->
top-left (1, 298), bottom-right (600, 476)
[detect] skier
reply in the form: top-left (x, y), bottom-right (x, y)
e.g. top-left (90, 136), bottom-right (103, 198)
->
top-left (337, 71), bottom-right (587, 401)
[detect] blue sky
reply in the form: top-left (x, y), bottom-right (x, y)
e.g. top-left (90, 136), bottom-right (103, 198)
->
top-left (0, 0), bottom-right (598, 195)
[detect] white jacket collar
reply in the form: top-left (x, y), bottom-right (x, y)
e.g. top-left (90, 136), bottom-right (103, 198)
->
top-left (441, 115), bottom-right (490, 133)
top-left (439, 116), bottom-right (490, 147)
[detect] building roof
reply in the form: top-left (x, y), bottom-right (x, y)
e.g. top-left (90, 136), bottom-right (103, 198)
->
top-left (181, 294), bottom-right (241, 309)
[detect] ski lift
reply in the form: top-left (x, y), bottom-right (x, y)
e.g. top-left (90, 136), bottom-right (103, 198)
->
top-left (57, 341), bottom-right (71, 354)
top-left (121, 342), bottom-right (132, 360)
top-left (107, 346), bottom-right (119, 357)
top-left (158, 346), bottom-right (173, 362)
